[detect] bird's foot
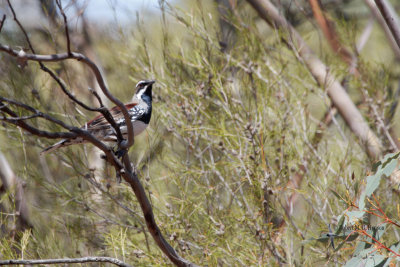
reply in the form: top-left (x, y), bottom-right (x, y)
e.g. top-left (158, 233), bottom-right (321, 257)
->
top-left (116, 172), bottom-right (122, 183)
top-left (115, 149), bottom-right (127, 159)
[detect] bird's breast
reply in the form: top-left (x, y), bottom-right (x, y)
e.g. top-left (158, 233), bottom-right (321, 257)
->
top-left (132, 120), bottom-right (148, 136)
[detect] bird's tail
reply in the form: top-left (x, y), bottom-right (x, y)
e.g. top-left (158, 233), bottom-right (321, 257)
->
top-left (40, 139), bottom-right (69, 155)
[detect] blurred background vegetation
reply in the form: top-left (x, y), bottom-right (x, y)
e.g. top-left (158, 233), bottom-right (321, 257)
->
top-left (1, 0), bottom-right (400, 266)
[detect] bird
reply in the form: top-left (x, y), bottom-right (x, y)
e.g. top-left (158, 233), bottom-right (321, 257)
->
top-left (40, 80), bottom-right (155, 155)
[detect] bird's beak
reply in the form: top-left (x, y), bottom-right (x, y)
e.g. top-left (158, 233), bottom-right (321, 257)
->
top-left (148, 80), bottom-right (156, 85)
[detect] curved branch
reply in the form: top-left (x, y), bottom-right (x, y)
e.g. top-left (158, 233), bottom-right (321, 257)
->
top-left (0, 101), bottom-right (124, 171)
top-left (0, 257), bottom-right (132, 267)
top-left (0, 14), bottom-right (5, 33)
top-left (120, 155), bottom-right (198, 267)
top-left (5, 0), bottom-right (128, 147)
top-left (0, 44), bottom-right (131, 148)
top-left (55, 0), bottom-right (71, 55)
top-left (0, 96), bottom-right (78, 131)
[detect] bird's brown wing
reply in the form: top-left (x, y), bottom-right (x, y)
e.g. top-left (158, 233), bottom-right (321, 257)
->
top-left (84, 102), bottom-right (139, 131)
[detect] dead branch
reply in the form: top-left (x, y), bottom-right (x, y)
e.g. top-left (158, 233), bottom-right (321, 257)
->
top-left (5, 1), bottom-right (126, 147)
top-left (55, 0), bottom-right (71, 54)
top-left (0, 14), bottom-right (5, 32)
top-left (5, 0), bottom-right (131, 149)
top-left (0, 44), bottom-right (128, 145)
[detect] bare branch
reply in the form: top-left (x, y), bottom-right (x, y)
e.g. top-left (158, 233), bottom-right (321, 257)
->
top-left (0, 14), bottom-right (5, 33)
top-left (6, 0), bottom-right (36, 54)
top-left (0, 44), bottom-right (129, 146)
top-left (89, 87), bottom-right (105, 107)
top-left (5, 0), bottom-right (132, 150)
top-left (0, 257), bottom-right (132, 267)
top-left (55, 0), bottom-right (71, 54)
top-left (0, 114), bottom-right (41, 121)
top-left (0, 104), bottom-right (77, 140)
top-left (120, 155), bottom-right (198, 267)
top-left (0, 96), bottom-right (75, 130)
top-left (40, 65), bottom-right (102, 112)
top-left (0, 98), bottom-right (124, 171)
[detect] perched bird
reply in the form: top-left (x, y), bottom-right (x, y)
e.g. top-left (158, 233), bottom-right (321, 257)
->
top-left (40, 80), bottom-right (155, 155)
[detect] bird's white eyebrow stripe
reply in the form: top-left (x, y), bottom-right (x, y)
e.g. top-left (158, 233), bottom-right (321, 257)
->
top-left (136, 80), bottom-right (146, 87)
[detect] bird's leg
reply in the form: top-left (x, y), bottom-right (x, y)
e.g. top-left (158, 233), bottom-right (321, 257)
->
top-left (115, 140), bottom-right (128, 159)
top-left (116, 172), bottom-right (122, 183)
top-left (115, 148), bottom-right (127, 159)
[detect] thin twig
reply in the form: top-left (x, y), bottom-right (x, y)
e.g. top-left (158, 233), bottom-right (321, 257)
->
top-left (6, 0), bottom-right (35, 53)
top-left (0, 14), bottom-right (6, 33)
top-left (356, 17), bottom-right (374, 53)
top-left (0, 113), bottom-right (41, 121)
top-left (0, 101), bottom-right (125, 171)
top-left (5, 0), bottom-right (132, 150)
top-left (89, 87), bottom-right (105, 107)
top-left (0, 96), bottom-right (76, 130)
top-left (0, 45), bottom-right (125, 142)
top-left (55, 0), bottom-right (71, 54)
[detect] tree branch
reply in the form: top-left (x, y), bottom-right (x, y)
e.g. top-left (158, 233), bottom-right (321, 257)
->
top-left (55, 0), bottom-right (71, 54)
top-left (0, 100), bottom-right (125, 171)
top-left (0, 14), bottom-right (5, 33)
top-left (5, 0), bottom-right (132, 149)
top-left (0, 44), bottom-right (127, 143)
top-left (119, 155), bottom-right (197, 267)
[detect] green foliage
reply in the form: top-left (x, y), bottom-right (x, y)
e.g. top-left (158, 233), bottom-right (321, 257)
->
top-left (342, 152), bottom-right (400, 267)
